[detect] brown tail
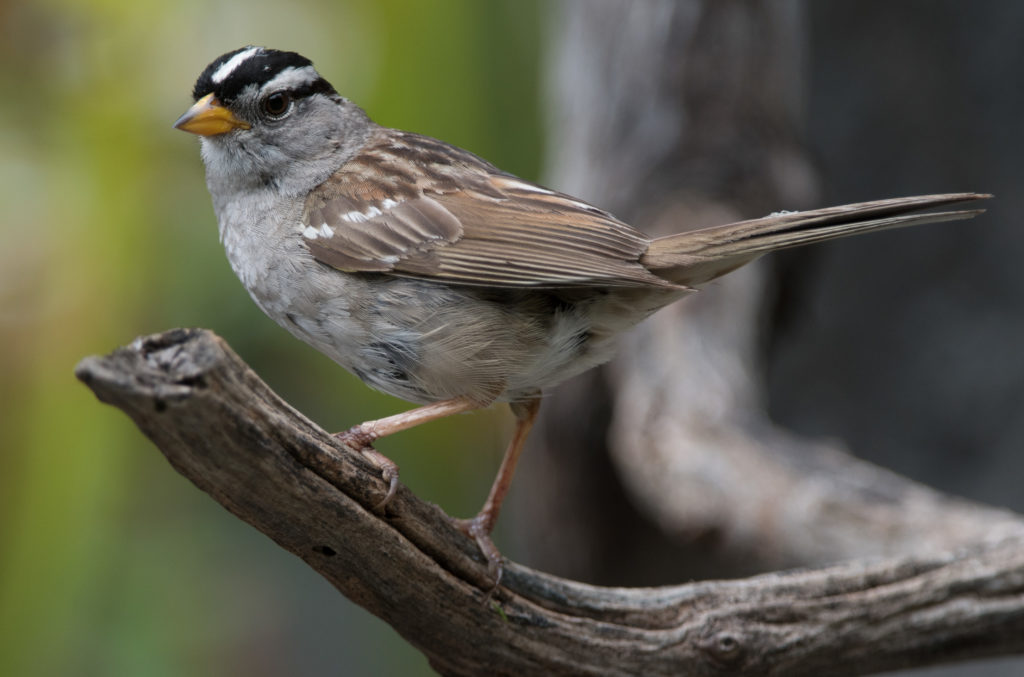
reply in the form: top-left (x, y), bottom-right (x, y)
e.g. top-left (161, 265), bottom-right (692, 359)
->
top-left (642, 193), bottom-right (990, 287)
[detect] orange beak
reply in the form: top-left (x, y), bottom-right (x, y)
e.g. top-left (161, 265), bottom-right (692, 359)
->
top-left (173, 93), bottom-right (251, 136)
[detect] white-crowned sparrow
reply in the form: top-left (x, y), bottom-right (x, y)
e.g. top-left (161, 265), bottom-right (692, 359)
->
top-left (175, 46), bottom-right (988, 584)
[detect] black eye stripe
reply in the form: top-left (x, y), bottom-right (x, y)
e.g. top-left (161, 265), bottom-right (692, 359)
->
top-left (285, 78), bottom-right (336, 100)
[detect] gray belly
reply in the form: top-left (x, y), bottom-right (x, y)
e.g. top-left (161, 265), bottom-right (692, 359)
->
top-left (232, 227), bottom-right (685, 405)
top-left (286, 276), bottom-right (597, 404)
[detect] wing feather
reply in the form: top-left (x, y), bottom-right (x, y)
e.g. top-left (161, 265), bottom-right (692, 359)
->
top-left (301, 130), bottom-right (678, 289)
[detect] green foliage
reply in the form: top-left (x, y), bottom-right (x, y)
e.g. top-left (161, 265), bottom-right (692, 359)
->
top-left (0, 1), bottom-right (541, 675)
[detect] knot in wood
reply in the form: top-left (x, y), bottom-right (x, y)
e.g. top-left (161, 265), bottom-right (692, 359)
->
top-left (698, 630), bottom-right (745, 669)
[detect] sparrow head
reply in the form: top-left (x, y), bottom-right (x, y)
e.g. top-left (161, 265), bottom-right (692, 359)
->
top-left (175, 47), bottom-right (372, 196)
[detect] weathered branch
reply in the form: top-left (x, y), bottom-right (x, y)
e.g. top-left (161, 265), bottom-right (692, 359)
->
top-left (76, 329), bottom-right (1024, 676)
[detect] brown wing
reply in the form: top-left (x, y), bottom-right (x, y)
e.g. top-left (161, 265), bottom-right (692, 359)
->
top-left (301, 129), bottom-right (679, 289)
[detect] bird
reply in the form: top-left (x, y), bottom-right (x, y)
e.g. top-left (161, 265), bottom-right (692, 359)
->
top-left (174, 46), bottom-right (988, 585)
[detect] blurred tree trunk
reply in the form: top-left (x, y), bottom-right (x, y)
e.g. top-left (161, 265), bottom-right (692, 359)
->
top-left (522, 0), bottom-right (820, 584)
top-left (771, 1), bottom-right (1024, 507)
top-left (521, 3), bottom-right (1024, 644)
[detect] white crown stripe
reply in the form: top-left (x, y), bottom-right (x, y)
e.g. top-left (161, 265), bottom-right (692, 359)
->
top-left (211, 47), bottom-right (261, 84)
top-left (262, 65), bottom-right (321, 93)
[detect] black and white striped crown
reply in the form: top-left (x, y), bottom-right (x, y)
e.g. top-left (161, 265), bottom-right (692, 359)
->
top-left (191, 46), bottom-right (336, 104)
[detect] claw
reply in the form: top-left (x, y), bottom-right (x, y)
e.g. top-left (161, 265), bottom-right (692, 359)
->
top-left (374, 464), bottom-right (400, 512)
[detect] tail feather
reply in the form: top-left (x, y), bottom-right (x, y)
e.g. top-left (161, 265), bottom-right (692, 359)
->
top-left (642, 193), bottom-right (990, 286)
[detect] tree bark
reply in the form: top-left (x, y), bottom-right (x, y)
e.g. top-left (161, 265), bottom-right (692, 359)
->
top-left (76, 328), bottom-right (1024, 676)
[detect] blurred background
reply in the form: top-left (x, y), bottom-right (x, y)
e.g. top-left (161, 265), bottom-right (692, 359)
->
top-left (0, 1), bottom-right (1020, 676)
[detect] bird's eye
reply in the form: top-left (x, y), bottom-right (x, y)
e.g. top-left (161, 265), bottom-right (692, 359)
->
top-left (261, 92), bottom-right (292, 118)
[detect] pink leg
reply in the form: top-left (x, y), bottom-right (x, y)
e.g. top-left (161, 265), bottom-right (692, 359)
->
top-left (454, 396), bottom-right (542, 586)
top-left (335, 397), bottom-right (479, 509)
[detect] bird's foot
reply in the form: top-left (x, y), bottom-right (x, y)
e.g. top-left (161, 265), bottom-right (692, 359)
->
top-left (333, 426), bottom-right (399, 512)
top-left (334, 423), bottom-right (377, 450)
top-left (452, 513), bottom-right (504, 590)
